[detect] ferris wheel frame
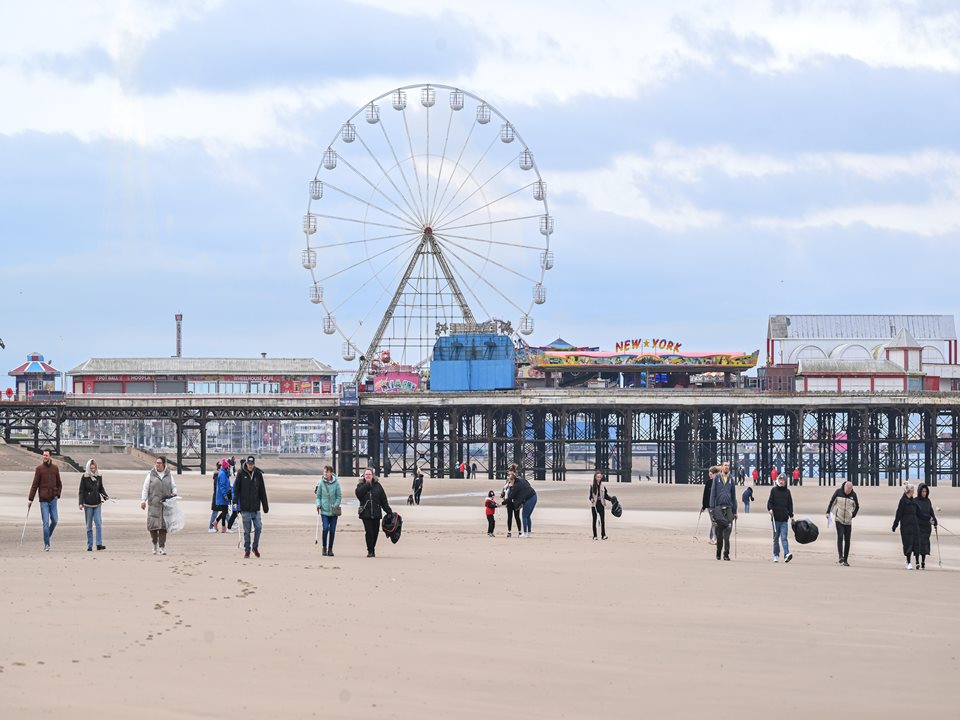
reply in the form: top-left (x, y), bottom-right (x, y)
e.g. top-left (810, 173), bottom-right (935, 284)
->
top-left (303, 83), bottom-right (554, 382)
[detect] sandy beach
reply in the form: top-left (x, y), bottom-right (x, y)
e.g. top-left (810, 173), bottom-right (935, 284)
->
top-left (2, 468), bottom-right (959, 719)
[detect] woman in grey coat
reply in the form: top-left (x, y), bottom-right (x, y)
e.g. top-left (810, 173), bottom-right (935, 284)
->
top-left (139, 456), bottom-right (177, 555)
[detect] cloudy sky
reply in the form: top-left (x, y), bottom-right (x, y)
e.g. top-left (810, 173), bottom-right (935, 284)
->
top-left (2, 0), bottom-right (959, 386)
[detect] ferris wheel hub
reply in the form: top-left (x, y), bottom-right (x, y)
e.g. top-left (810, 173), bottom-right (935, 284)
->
top-left (423, 226), bottom-right (433, 235)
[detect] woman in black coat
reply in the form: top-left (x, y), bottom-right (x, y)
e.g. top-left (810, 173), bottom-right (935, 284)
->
top-left (356, 467), bottom-right (392, 557)
top-left (892, 483), bottom-right (920, 569)
top-left (914, 483), bottom-right (938, 569)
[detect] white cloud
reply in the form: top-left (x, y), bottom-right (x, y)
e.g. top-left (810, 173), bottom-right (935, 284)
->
top-left (549, 144), bottom-right (960, 234)
top-left (357, 0), bottom-right (960, 106)
top-left (2, 0), bottom-right (958, 150)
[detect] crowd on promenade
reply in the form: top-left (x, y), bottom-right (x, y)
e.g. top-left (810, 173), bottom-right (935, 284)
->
top-left (21, 450), bottom-right (948, 569)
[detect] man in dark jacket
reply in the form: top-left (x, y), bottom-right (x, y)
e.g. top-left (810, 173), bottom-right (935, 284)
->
top-left (233, 455), bottom-right (269, 559)
top-left (356, 467), bottom-right (392, 557)
top-left (767, 475), bottom-right (794, 563)
top-left (28, 449), bottom-right (62, 551)
top-left (709, 461), bottom-right (738, 561)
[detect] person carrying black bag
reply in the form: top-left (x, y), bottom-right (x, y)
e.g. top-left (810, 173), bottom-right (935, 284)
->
top-left (589, 470), bottom-right (610, 540)
top-left (709, 460), bottom-right (738, 561)
top-left (356, 467), bottom-right (392, 558)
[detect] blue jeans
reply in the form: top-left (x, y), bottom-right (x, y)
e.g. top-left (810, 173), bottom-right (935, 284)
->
top-left (744, 501), bottom-right (751, 513)
top-left (209, 510), bottom-right (218, 529)
top-left (241, 511), bottom-right (263, 552)
top-left (772, 520), bottom-right (790, 557)
top-left (321, 514), bottom-right (338, 551)
top-left (39, 498), bottom-right (59, 546)
top-left (84, 505), bottom-right (103, 547)
top-left (521, 493), bottom-right (537, 533)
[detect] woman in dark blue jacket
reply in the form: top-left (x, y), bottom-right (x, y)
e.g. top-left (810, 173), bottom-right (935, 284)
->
top-left (506, 464), bottom-right (537, 537)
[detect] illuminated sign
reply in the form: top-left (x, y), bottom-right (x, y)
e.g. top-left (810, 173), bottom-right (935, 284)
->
top-left (615, 338), bottom-right (683, 352)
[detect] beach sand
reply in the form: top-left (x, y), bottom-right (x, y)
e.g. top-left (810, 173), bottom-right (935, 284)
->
top-left (2, 469), bottom-right (959, 719)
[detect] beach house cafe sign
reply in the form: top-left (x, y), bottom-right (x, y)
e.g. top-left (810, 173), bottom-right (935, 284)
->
top-left (614, 337), bottom-right (684, 353)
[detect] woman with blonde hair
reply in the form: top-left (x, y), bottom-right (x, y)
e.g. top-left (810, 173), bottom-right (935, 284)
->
top-left (78, 459), bottom-right (109, 551)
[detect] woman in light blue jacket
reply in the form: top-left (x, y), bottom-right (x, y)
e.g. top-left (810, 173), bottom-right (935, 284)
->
top-left (315, 465), bottom-right (342, 557)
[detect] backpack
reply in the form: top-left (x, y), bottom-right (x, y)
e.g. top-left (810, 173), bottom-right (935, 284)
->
top-left (791, 519), bottom-right (819, 544)
top-left (610, 496), bottom-right (622, 518)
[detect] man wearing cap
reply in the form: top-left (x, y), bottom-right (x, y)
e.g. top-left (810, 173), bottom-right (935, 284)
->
top-left (232, 455), bottom-right (269, 559)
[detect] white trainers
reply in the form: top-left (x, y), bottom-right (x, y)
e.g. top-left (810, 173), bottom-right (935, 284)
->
top-left (785, 553), bottom-right (793, 563)
top-left (159, 547), bottom-right (167, 556)
top-left (519, 532), bottom-right (527, 538)
top-left (207, 527), bottom-right (218, 533)
top-left (905, 561), bottom-right (913, 570)
top-left (152, 544), bottom-right (158, 555)
top-left (773, 556), bottom-right (779, 563)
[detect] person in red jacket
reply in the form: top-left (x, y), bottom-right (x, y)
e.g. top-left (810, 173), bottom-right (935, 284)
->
top-left (792, 467), bottom-right (801, 486)
top-left (484, 490), bottom-right (498, 537)
top-left (770, 467), bottom-right (779, 485)
top-left (751, 467), bottom-right (759, 485)
top-left (28, 449), bottom-right (62, 551)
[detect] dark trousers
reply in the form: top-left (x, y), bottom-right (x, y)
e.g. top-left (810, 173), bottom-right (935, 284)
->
top-left (362, 517), bottom-right (380, 553)
top-left (149, 529), bottom-right (167, 548)
top-left (591, 505), bottom-right (606, 538)
top-left (227, 510), bottom-right (239, 530)
top-left (413, 488), bottom-right (422, 505)
top-left (506, 502), bottom-right (521, 532)
top-left (486, 515), bottom-right (495, 534)
top-left (714, 507), bottom-right (733, 558)
top-left (836, 522), bottom-right (852, 561)
top-left (214, 505), bottom-right (228, 527)
top-left (322, 514), bottom-right (338, 552)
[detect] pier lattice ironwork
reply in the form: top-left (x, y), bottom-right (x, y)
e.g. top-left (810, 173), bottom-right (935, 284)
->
top-left (2, 393), bottom-right (959, 486)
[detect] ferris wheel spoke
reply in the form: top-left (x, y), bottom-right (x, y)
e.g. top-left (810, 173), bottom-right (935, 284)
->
top-left (436, 177), bottom-right (534, 229)
top-left (434, 133), bottom-right (499, 225)
top-left (431, 118), bottom-right (476, 225)
top-left (329, 239), bottom-right (420, 315)
top-left (428, 105), bottom-right (455, 223)
top-left (312, 213), bottom-right (416, 233)
top-left (317, 237), bottom-right (421, 282)
top-left (337, 140), bottom-right (422, 227)
top-left (324, 181), bottom-right (421, 230)
top-left (427, 231), bottom-right (546, 251)
top-left (401, 108), bottom-right (428, 221)
top-left (312, 230), bottom-right (421, 250)
top-left (376, 119), bottom-right (425, 224)
top-left (436, 242), bottom-right (527, 315)
top-left (437, 214), bottom-right (542, 233)
top-left (434, 234), bottom-right (539, 284)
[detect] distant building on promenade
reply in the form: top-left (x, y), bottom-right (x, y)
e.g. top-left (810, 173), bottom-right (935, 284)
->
top-left (762, 315), bottom-right (960, 392)
top-left (8, 352), bottom-right (61, 399)
top-left (67, 357), bottom-right (336, 395)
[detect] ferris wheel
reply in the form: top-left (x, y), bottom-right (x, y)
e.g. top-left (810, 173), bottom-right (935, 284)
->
top-left (301, 83), bottom-right (553, 382)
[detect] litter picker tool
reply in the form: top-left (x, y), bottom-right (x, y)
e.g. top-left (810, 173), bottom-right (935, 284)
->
top-left (315, 511), bottom-right (321, 546)
top-left (935, 525), bottom-right (942, 568)
top-left (18, 504), bottom-right (31, 548)
top-left (695, 509), bottom-right (703, 539)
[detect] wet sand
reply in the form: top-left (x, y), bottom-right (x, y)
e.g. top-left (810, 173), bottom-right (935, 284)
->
top-left (2, 469), bottom-right (959, 719)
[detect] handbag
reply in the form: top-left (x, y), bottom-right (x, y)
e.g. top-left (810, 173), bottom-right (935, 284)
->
top-left (332, 505), bottom-right (342, 517)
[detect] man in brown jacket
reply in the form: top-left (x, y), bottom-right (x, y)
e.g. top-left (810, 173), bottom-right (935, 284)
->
top-left (28, 449), bottom-right (62, 550)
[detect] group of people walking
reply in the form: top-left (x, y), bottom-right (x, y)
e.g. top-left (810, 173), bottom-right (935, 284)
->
top-left (21, 450), bottom-right (948, 569)
top-left (701, 459), bottom-right (943, 568)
